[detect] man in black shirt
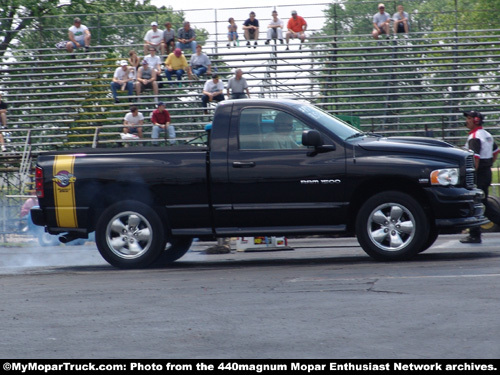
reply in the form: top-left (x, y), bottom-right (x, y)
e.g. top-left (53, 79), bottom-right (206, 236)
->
top-left (243, 12), bottom-right (259, 48)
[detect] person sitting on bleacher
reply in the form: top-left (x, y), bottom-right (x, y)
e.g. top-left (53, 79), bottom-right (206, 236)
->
top-left (144, 21), bottom-right (164, 56)
top-left (66, 17), bottom-right (91, 54)
top-left (265, 10), bottom-right (284, 45)
top-left (123, 106), bottom-right (144, 139)
top-left (163, 22), bottom-right (176, 55)
top-left (188, 45), bottom-right (212, 80)
top-left (286, 10), bottom-right (307, 50)
top-left (0, 93), bottom-right (7, 152)
top-left (110, 60), bottom-right (135, 104)
top-left (135, 60), bottom-right (159, 103)
top-left (201, 74), bottom-right (225, 114)
top-left (165, 48), bottom-right (189, 83)
top-left (0, 133), bottom-right (5, 152)
top-left (243, 12), bottom-right (259, 48)
top-left (144, 46), bottom-right (163, 86)
top-left (176, 21), bottom-right (197, 54)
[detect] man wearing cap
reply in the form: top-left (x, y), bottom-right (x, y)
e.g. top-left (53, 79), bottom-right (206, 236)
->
top-left (163, 22), bottom-right (176, 55)
top-left (165, 48), bottom-right (189, 82)
top-left (66, 17), bottom-right (91, 54)
top-left (461, 110), bottom-right (499, 243)
top-left (176, 21), bottom-right (197, 54)
top-left (110, 60), bottom-right (134, 103)
top-left (144, 21), bottom-right (164, 56)
top-left (286, 10), bottom-right (307, 50)
top-left (372, 3), bottom-right (391, 40)
top-left (151, 102), bottom-right (176, 145)
top-left (135, 60), bottom-right (159, 102)
top-left (201, 74), bottom-right (225, 114)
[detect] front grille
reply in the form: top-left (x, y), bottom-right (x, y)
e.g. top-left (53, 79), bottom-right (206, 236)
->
top-left (465, 155), bottom-right (475, 189)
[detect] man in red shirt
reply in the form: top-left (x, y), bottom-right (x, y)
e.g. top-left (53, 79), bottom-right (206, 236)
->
top-left (151, 102), bottom-right (176, 145)
top-left (286, 10), bottom-right (307, 50)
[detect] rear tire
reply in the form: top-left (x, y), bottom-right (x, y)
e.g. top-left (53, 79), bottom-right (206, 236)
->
top-left (95, 201), bottom-right (166, 269)
top-left (356, 191), bottom-right (429, 261)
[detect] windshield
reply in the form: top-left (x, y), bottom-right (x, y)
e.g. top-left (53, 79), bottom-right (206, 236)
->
top-left (296, 104), bottom-right (360, 141)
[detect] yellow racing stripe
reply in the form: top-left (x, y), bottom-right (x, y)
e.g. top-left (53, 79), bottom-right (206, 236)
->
top-left (53, 155), bottom-right (78, 228)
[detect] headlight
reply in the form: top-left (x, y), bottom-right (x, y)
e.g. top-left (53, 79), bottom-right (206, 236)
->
top-left (430, 168), bottom-right (459, 186)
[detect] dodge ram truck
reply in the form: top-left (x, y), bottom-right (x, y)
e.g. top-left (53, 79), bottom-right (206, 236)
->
top-left (31, 99), bottom-right (487, 268)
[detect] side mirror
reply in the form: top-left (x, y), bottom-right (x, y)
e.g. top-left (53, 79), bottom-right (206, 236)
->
top-left (302, 130), bottom-right (335, 154)
top-left (302, 130), bottom-right (322, 147)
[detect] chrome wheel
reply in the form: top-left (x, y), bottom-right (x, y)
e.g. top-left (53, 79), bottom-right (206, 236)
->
top-left (106, 211), bottom-right (153, 260)
top-left (356, 191), bottom-right (428, 261)
top-left (367, 203), bottom-right (416, 251)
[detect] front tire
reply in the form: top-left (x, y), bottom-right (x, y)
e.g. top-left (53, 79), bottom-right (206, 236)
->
top-left (95, 201), bottom-right (166, 269)
top-left (355, 191), bottom-right (429, 261)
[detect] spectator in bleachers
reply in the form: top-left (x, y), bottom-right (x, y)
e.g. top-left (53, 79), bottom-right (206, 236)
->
top-left (66, 17), bottom-right (91, 54)
top-left (286, 10), bottom-right (307, 50)
top-left (0, 93), bottom-right (6, 151)
top-left (128, 50), bottom-right (141, 70)
top-left (226, 69), bottom-right (250, 99)
top-left (201, 74), bottom-right (225, 114)
top-left (265, 10), bottom-right (284, 45)
top-left (165, 48), bottom-right (189, 83)
top-left (0, 133), bottom-right (6, 152)
top-left (144, 21), bottom-right (164, 56)
top-left (243, 12), bottom-right (259, 48)
top-left (188, 45), bottom-right (212, 80)
top-left (144, 46), bottom-right (163, 86)
top-left (135, 60), bottom-right (159, 103)
top-left (110, 60), bottom-right (135, 104)
top-left (123, 106), bottom-right (144, 139)
top-left (176, 21), bottom-right (197, 54)
top-left (372, 3), bottom-right (391, 40)
top-left (151, 102), bottom-right (176, 145)
top-left (393, 5), bottom-right (410, 37)
top-left (227, 17), bottom-right (239, 48)
top-left (163, 22), bottom-right (176, 55)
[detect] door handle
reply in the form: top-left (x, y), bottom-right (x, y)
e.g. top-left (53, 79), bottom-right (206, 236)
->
top-left (232, 161), bottom-right (256, 168)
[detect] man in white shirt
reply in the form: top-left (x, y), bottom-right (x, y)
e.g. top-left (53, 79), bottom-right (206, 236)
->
top-left (372, 3), bottom-right (391, 40)
top-left (123, 106), bottom-right (144, 138)
top-left (66, 17), bottom-right (91, 53)
top-left (111, 60), bottom-right (135, 103)
top-left (144, 46), bottom-right (163, 83)
top-left (265, 10), bottom-right (284, 44)
top-left (460, 110), bottom-right (500, 244)
top-left (144, 21), bottom-right (164, 56)
top-left (201, 74), bottom-right (225, 114)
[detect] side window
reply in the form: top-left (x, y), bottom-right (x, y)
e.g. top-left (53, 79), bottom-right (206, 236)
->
top-left (262, 110), bottom-right (311, 150)
top-left (237, 108), bottom-right (313, 150)
top-left (238, 108), bottom-right (264, 150)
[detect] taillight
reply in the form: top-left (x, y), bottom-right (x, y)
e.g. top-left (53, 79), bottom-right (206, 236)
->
top-left (35, 166), bottom-right (44, 198)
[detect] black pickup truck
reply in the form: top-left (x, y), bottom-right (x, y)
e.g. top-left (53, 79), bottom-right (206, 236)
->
top-left (32, 99), bottom-right (487, 268)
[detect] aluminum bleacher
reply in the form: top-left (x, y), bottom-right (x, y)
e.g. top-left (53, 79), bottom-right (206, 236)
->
top-left (1, 4), bottom-right (499, 200)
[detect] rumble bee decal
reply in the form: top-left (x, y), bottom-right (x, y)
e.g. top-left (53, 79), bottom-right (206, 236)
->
top-left (53, 155), bottom-right (78, 228)
top-left (53, 170), bottom-right (76, 187)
